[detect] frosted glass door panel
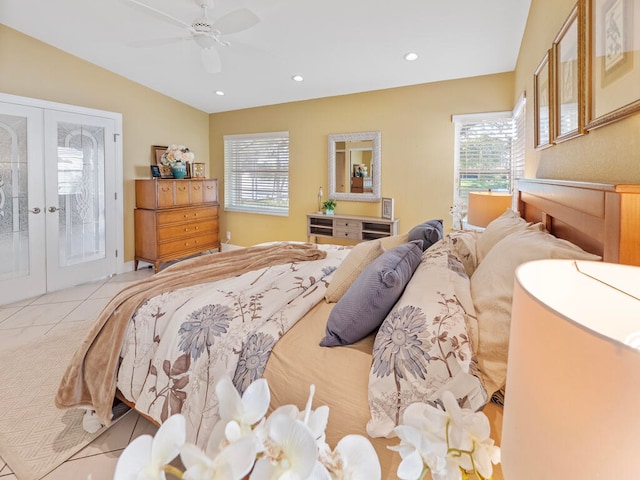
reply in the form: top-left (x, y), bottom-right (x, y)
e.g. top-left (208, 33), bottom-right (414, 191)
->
top-left (55, 121), bottom-right (106, 266)
top-left (0, 104), bottom-right (46, 304)
top-left (45, 110), bottom-right (116, 291)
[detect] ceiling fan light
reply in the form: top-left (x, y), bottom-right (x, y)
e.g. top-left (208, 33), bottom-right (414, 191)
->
top-left (291, 75), bottom-right (304, 82)
top-left (404, 52), bottom-right (419, 61)
top-left (215, 90), bottom-right (225, 96)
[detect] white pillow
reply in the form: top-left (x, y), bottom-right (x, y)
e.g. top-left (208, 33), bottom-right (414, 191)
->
top-left (471, 228), bottom-right (601, 395)
top-left (475, 209), bottom-right (540, 263)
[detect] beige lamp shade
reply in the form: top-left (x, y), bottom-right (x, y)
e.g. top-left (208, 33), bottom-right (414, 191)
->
top-left (502, 259), bottom-right (640, 480)
top-left (466, 191), bottom-right (512, 227)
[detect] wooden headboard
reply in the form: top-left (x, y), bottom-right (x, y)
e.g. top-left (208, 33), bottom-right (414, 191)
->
top-left (517, 178), bottom-right (640, 266)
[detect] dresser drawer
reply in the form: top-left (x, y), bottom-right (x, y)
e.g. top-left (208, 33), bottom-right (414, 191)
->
top-left (158, 233), bottom-right (217, 257)
top-left (333, 228), bottom-right (361, 240)
top-left (157, 219), bottom-right (218, 241)
top-left (334, 219), bottom-right (361, 229)
top-left (136, 179), bottom-right (219, 209)
top-left (174, 182), bottom-right (190, 205)
top-left (157, 206), bottom-right (218, 225)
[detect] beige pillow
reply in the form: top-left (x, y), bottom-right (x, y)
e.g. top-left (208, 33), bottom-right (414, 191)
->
top-left (324, 239), bottom-right (384, 302)
top-left (471, 228), bottom-right (601, 395)
top-left (380, 233), bottom-right (409, 250)
top-left (475, 209), bottom-right (539, 263)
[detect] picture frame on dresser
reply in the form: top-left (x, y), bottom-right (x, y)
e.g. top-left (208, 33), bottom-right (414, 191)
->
top-left (151, 145), bottom-right (174, 178)
top-left (586, 0), bottom-right (640, 129)
top-left (150, 165), bottom-right (161, 178)
top-left (381, 197), bottom-right (394, 220)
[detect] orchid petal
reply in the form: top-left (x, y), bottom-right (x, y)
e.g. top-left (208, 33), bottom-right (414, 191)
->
top-left (309, 461), bottom-right (332, 480)
top-left (397, 450), bottom-right (424, 480)
top-left (151, 414), bottom-right (186, 467)
top-left (241, 377), bottom-right (270, 425)
top-left (114, 435), bottom-right (153, 480)
top-left (334, 435), bottom-right (381, 479)
top-left (268, 414), bottom-right (318, 478)
top-left (215, 436), bottom-right (258, 479)
top-left (216, 375), bottom-right (243, 422)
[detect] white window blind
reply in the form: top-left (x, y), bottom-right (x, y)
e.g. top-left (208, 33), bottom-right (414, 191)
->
top-left (452, 95), bottom-right (526, 215)
top-left (511, 94), bottom-right (526, 208)
top-left (453, 111), bottom-right (513, 210)
top-left (224, 131), bottom-right (289, 216)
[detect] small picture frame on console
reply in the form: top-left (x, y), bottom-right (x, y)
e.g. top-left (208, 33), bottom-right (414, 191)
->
top-left (381, 197), bottom-right (394, 220)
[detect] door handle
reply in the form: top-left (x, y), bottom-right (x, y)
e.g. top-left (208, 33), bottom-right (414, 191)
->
top-left (29, 207), bottom-right (41, 214)
top-left (48, 206), bottom-right (60, 213)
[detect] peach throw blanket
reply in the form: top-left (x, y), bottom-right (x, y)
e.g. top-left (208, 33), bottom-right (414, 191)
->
top-left (55, 243), bottom-right (326, 425)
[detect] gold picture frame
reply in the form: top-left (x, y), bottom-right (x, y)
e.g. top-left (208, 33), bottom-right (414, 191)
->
top-left (151, 145), bottom-right (173, 178)
top-left (553, 3), bottom-right (586, 142)
top-left (534, 50), bottom-right (553, 149)
top-left (586, 0), bottom-right (640, 129)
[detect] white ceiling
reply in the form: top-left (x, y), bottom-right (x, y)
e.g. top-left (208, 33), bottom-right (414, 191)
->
top-left (0, 0), bottom-right (532, 114)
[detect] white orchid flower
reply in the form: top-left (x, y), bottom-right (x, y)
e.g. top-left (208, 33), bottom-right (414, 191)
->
top-left (392, 424), bottom-right (448, 480)
top-left (114, 414), bottom-right (186, 480)
top-left (181, 435), bottom-right (257, 480)
top-left (206, 375), bottom-right (270, 455)
top-left (315, 434), bottom-right (381, 480)
top-left (251, 413), bottom-right (318, 479)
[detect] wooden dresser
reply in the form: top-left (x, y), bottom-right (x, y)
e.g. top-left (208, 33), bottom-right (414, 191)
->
top-left (134, 179), bottom-right (220, 272)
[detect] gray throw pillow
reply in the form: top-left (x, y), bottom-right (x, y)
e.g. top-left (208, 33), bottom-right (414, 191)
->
top-left (320, 240), bottom-right (423, 347)
top-left (408, 219), bottom-right (443, 251)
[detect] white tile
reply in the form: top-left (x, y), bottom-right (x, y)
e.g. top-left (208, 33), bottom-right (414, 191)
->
top-left (0, 301), bottom-right (81, 329)
top-left (107, 269), bottom-right (154, 284)
top-left (131, 415), bottom-right (159, 439)
top-left (88, 282), bottom-right (133, 300)
top-left (40, 450), bottom-right (121, 480)
top-left (62, 297), bottom-right (111, 323)
top-left (70, 411), bottom-right (138, 461)
top-left (0, 307), bottom-right (21, 323)
top-left (31, 283), bottom-right (104, 305)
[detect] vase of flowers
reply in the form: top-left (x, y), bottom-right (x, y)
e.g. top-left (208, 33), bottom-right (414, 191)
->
top-left (162, 144), bottom-right (195, 179)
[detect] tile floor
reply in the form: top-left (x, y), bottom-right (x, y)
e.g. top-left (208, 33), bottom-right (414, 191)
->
top-left (0, 268), bottom-right (159, 480)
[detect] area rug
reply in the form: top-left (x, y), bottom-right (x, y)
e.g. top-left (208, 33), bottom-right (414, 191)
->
top-left (0, 323), bottom-right (127, 480)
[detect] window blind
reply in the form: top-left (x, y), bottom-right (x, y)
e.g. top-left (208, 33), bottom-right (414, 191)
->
top-left (453, 111), bottom-right (513, 209)
top-left (224, 131), bottom-right (289, 216)
top-left (511, 94), bottom-right (526, 209)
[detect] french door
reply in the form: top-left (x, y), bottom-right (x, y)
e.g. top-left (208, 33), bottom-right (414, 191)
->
top-left (0, 95), bottom-right (122, 304)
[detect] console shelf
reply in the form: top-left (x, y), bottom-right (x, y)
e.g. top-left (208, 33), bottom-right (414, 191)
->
top-left (306, 213), bottom-right (398, 243)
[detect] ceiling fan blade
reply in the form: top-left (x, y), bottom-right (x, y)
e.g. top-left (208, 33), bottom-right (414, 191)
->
top-left (127, 36), bottom-right (189, 48)
top-left (121, 0), bottom-right (194, 32)
top-left (201, 47), bottom-right (222, 74)
top-left (213, 8), bottom-right (260, 35)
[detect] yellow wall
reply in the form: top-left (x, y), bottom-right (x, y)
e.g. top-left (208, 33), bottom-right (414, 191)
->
top-left (210, 73), bottom-right (515, 246)
top-left (11, 0), bottom-right (637, 254)
top-left (0, 25), bottom-right (209, 262)
top-left (514, 0), bottom-right (640, 181)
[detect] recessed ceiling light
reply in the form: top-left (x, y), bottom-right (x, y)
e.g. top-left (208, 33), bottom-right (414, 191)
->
top-left (215, 90), bottom-right (225, 96)
top-left (404, 52), bottom-right (419, 61)
top-left (292, 75), bottom-right (304, 82)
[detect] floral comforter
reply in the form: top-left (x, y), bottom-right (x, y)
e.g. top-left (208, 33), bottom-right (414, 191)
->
top-left (116, 245), bottom-right (349, 447)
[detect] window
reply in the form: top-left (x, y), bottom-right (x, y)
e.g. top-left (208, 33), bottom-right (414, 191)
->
top-left (453, 95), bottom-right (526, 215)
top-left (224, 131), bottom-right (289, 216)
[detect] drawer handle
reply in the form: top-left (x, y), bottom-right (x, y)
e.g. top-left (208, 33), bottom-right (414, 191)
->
top-left (184, 214), bottom-right (188, 218)
top-left (194, 213), bottom-right (198, 217)
top-left (184, 242), bottom-right (190, 247)
top-left (161, 187), bottom-right (171, 192)
top-left (195, 226), bottom-right (199, 230)
top-left (184, 228), bottom-right (189, 232)
top-left (178, 186), bottom-right (187, 191)
top-left (193, 186), bottom-right (201, 190)
top-left (206, 185), bottom-right (214, 189)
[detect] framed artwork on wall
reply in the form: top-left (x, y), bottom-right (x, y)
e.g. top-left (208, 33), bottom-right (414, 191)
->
top-left (553, 3), bottom-right (585, 142)
top-left (381, 197), bottom-right (394, 220)
top-left (534, 50), bottom-right (553, 149)
top-left (586, 0), bottom-right (640, 129)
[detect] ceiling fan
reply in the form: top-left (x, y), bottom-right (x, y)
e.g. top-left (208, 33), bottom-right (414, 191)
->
top-left (122, 0), bottom-right (260, 73)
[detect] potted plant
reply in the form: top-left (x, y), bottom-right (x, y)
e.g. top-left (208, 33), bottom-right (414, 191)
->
top-left (322, 199), bottom-right (337, 215)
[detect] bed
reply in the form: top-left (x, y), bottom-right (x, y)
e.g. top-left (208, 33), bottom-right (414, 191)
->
top-left (55, 178), bottom-right (640, 479)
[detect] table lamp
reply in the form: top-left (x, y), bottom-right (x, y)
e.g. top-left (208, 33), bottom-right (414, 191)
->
top-left (502, 259), bottom-right (640, 479)
top-left (466, 190), bottom-right (512, 227)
